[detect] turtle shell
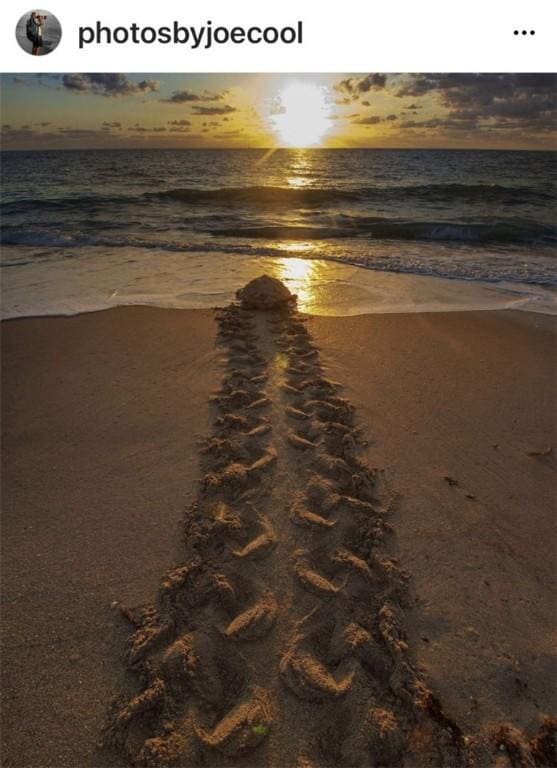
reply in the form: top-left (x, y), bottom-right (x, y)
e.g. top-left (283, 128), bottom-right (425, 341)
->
top-left (236, 275), bottom-right (296, 310)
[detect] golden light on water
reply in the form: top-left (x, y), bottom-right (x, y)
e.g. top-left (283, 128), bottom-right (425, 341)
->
top-left (276, 242), bottom-right (317, 253)
top-left (274, 257), bottom-right (319, 312)
top-left (286, 176), bottom-right (312, 188)
top-left (272, 82), bottom-right (331, 147)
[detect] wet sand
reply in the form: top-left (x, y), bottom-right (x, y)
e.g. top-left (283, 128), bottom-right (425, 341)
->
top-left (1, 305), bottom-right (555, 767)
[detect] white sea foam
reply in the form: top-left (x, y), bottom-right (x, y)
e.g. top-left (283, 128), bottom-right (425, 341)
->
top-left (2, 248), bottom-right (555, 320)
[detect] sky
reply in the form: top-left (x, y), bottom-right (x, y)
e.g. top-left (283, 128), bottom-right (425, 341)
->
top-left (1, 73), bottom-right (556, 150)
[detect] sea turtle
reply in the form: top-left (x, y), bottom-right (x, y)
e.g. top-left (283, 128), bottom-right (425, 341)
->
top-left (236, 275), bottom-right (296, 310)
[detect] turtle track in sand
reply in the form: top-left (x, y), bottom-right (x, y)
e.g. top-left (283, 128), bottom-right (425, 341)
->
top-left (104, 299), bottom-right (556, 768)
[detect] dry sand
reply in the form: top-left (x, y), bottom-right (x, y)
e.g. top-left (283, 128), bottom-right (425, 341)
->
top-left (1, 304), bottom-right (555, 767)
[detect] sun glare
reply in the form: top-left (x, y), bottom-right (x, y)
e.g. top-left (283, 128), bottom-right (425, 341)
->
top-left (272, 257), bottom-right (320, 312)
top-left (272, 82), bottom-right (331, 147)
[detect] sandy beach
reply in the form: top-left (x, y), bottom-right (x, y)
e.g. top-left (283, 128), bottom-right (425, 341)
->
top-left (1, 303), bottom-right (555, 767)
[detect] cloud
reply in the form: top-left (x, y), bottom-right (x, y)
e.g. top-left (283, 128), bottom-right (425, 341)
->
top-left (102, 121), bottom-right (121, 129)
top-left (215, 129), bottom-right (244, 138)
top-left (351, 115), bottom-right (382, 125)
top-left (57, 129), bottom-right (104, 137)
top-left (126, 125), bottom-right (166, 133)
top-left (160, 89), bottom-right (223, 104)
top-left (332, 73), bottom-right (557, 138)
top-left (168, 119), bottom-right (191, 126)
top-left (61, 74), bottom-right (159, 97)
top-left (191, 104), bottom-right (236, 116)
top-left (2, 127), bottom-right (36, 137)
top-left (334, 74), bottom-right (387, 100)
top-left (394, 74), bottom-right (557, 133)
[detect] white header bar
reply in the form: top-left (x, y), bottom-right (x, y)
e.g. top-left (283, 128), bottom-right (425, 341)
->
top-left (1, 0), bottom-right (556, 73)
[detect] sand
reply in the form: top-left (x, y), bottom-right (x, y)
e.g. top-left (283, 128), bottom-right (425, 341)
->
top-left (1, 303), bottom-right (555, 767)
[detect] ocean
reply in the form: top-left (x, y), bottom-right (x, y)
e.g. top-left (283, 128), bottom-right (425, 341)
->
top-left (1, 148), bottom-right (556, 317)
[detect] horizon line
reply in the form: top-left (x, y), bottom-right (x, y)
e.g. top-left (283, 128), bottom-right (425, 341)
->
top-left (1, 145), bottom-right (555, 153)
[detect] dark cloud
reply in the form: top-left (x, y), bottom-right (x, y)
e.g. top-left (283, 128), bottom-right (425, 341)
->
top-left (191, 104), bottom-right (236, 116)
top-left (102, 121), bottom-right (121, 129)
top-left (168, 119), bottom-right (191, 126)
top-left (126, 125), bottom-right (166, 133)
top-left (399, 115), bottom-right (487, 132)
top-left (61, 74), bottom-right (159, 97)
top-left (160, 89), bottom-right (223, 104)
top-left (168, 126), bottom-right (190, 133)
top-left (57, 129), bottom-right (103, 137)
top-left (1, 128), bottom-right (40, 140)
top-left (3, 127), bottom-right (35, 135)
top-left (352, 115), bottom-right (382, 125)
top-left (215, 129), bottom-right (244, 138)
top-left (394, 74), bottom-right (557, 134)
top-left (386, 114), bottom-right (398, 121)
top-left (334, 74), bottom-right (387, 100)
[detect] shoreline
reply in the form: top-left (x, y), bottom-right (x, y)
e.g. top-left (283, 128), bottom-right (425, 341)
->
top-left (2, 304), bottom-right (555, 766)
top-left (2, 255), bottom-right (556, 320)
top-left (2, 300), bottom-right (557, 326)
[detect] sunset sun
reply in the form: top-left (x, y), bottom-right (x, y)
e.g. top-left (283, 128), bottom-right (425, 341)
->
top-left (272, 82), bottom-right (331, 147)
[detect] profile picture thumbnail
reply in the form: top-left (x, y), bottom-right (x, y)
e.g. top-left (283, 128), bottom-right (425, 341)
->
top-left (15, 9), bottom-right (62, 56)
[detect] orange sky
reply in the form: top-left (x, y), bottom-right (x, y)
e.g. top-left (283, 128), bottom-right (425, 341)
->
top-left (1, 73), bottom-right (556, 150)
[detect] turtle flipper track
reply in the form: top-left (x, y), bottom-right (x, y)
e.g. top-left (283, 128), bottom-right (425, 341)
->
top-left (105, 294), bottom-right (550, 768)
top-left (224, 591), bottom-right (278, 640)
top-left (193, 688), bottom-right (273, 756)
top-left (104, 303), bottom-right (277, 763)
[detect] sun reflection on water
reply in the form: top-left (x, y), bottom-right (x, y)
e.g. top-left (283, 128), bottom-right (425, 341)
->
top-left (273, 257), bottom-right (320, 313)
top-left (276, 242), bottom-right (317, 253)
top-left (286, 176), bottom-right (311, 188)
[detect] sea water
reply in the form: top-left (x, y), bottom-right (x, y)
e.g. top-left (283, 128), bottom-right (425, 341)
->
top-left (1, 148), bottom-right (556, 317)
